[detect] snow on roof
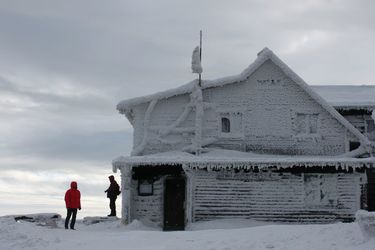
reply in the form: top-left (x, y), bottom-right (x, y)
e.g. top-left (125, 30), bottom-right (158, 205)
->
top-left (117, 47), bottom-right (368, 144)
top-left (312, 85), bottom-right (375, 109)
top-left (112, 149), bottom-right (375, 171)
top-left (117, 49), bottom-right (375, 112)
top-left (117, 48), bottom-right (272, 111)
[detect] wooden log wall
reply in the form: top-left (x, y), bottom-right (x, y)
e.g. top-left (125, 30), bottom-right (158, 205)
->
top-left (130, 177), bottom-right (164, 226)
top-left (128, 169), bottom-right (366, 226)
top-left (192, 169), bottom-right (364, 223)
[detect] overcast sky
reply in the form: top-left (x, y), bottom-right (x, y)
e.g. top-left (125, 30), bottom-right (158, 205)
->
top-left (1, 0), bottom-right (375, 218)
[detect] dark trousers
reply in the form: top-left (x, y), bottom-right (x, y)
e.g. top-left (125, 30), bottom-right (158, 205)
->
top-left (109, 197), bottom-right (117, 216)
top-left (65, 208), bottom-right (77, 229)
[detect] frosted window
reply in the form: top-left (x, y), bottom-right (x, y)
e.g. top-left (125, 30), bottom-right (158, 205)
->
top-left (308, 114), bottom-right (318, 133)
top-left (138, 179), bottom-right (153, 196)
top-left (304, 174), bottom-right (337, 207)
top-left (296, 114), bottom-right (318, 135)
top-left (366, 119), bottom-right (375, 140)
top-left (219, 111), bottom-right (243, 137)
top-left (221, 117), bottom-right (231, 133)
top-left (296, 114), bottom-right (307, 134)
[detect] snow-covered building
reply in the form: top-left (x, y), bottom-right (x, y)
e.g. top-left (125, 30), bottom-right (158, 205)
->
top-left (113, 48), bottom-right (375, 230)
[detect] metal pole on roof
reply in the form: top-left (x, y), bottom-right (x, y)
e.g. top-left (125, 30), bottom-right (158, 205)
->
top-left (195, 30), bottom-right (203, 156)
top-left (198, 30), bottom-right (202, 87)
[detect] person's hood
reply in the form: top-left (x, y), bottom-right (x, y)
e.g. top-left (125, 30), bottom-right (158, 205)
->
top-left (70, 181), bottom-right (78, 189)
top-left (108, 175), bottom-right (115, 182)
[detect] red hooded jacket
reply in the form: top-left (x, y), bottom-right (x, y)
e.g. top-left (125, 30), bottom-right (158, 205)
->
top-left (64, 181), bottom-right (81, 209)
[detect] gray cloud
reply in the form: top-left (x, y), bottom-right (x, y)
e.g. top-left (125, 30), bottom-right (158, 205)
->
top-left (0, 0), bottom-right (374, 217)
top-left (5, 129), bottom-right (133, 162)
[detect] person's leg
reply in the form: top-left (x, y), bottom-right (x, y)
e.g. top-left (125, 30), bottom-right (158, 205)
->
top-left (109, 198), bottom-right (116, 216)
top-left (70, 208), bottom-right (77, 229)
top-left (65, 208), bottom-right (72, 229)
top-left (113, 197), bottom-right (116, 216)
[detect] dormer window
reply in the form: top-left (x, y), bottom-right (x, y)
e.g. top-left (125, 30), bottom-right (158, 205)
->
top-left (221, 117), bottom-right (231, 133)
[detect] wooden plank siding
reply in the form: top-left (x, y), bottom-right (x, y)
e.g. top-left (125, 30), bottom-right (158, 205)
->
top-left (131, 177), bottom-right (164, 226)
top-left (192, 170), bottom-right (364, 223)
top-left (128, 169), bottom-right (366, 226)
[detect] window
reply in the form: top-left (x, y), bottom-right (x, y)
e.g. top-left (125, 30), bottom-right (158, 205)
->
top-left (296, 114), bottom-right (318, 135)
top-left (219, 111), bottom-right (243, 137)
top-left (221, 117), bottom-right (230, 133)
top-left (138, 179), bottom-right (153, 196)
top-left (349, 141), bottom-right (360, 151)
top-left (304, 174), bottom-right (337, 207)
top-left (366, 119), bottom-right (375, 141)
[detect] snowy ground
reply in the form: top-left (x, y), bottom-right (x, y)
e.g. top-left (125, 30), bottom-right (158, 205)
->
top-left (1, 216), bottom-right (374, 250)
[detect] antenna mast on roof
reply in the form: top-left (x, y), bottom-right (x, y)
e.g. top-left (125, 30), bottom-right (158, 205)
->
top-left (199, 30), bottom-right (202, 87)
top-left (191, 30), bottom-right (204, 156)
top-left (192, 30), bottom-right (203, 82)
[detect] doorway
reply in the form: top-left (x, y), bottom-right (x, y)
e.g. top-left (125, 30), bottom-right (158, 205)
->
top-left (164, 178), bottom-right (186, 230)
top-left (367, 168), bottom-right (375, 211)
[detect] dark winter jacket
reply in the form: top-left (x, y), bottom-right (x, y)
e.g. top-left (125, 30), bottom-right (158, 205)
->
top-left (105, 176), bottom-right (120, 199)
top-left (65, 181), bottom-right (81, 209)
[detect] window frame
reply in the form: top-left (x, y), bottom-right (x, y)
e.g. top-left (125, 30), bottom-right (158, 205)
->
top-left (138, 179), bottom-right (154, 196)
top-left (218, 110), bottom-right (244, 138)
top-left (221, 117), bottom-right (231, 133)
top-left (294, 113), bottom-right (320, 136)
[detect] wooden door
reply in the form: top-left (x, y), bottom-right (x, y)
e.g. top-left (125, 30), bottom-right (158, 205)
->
top-left (367, 169), bottom-right (375, 211)
top-left (164, 178), bottom-right (185, 230)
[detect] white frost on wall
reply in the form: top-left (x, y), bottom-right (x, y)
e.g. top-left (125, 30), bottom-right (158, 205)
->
top-left (131, 99), bottom-right (158, 156)
top-left (158, 101), bottom-right (193, 136)
top-left (191, 83), bottom-right (203, 154)
top-left (118, 48), bottom-right (369, 154)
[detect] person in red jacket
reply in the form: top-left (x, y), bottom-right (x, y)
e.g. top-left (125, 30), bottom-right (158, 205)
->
top-left (64, 181), bottom-right (81, 230)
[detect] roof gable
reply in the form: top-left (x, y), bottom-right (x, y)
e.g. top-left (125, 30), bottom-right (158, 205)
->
top-left (117, 48), bottom-right (368, 144)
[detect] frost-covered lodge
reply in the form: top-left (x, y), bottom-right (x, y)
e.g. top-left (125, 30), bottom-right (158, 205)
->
top-left (113, 48), bottom-right (375, 230)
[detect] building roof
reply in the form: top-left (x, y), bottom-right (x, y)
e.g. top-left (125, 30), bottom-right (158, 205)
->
top-left (112, 149), bottom-right (375, 171)
top-left (117, 47), bottom-right (369, 144)
top-left (117, 54), bottom-right (375, 112)
top-left (312, 85), bottom-right (375, 110)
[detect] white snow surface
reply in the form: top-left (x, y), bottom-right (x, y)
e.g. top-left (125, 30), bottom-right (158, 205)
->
top-left (1, 215), bottom-right (374, 250)
top-left (356, 210), bottom-right (375, 239)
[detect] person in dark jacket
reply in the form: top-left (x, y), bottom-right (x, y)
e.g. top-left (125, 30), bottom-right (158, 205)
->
top-left (64, 181), bottom-right (81, 229)
top-left (105, 175), bottom-right (120, 216)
